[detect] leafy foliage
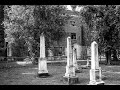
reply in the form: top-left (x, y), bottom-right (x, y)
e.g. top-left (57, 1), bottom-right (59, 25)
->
top-left (3, 5), bottom-right (36, 58)
top-left (3, 5), bottom-right (70, 58)
top-left (80, 5), bottom-right (120, 62)
top-left (33, 5), bottom-right (70, 45)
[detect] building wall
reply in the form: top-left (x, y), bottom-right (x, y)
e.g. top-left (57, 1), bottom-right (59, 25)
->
top-left (57, 14), bottom-right (88, 59)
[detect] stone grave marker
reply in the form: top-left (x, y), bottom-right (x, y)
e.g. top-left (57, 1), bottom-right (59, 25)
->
top-left (63, 37), bottom-right (79, 84)
top-left (86, 47), bottom-right (91, 67)
top-left (7, 42), bottom-right (14, 61)
top-left (73, 48), bottom-right (82, 73)
top-left (88, 41), bottom-right (105, 85)
top-left (37, 33), bottom-right (50, 77)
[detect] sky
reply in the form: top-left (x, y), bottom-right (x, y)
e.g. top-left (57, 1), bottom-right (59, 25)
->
top-left (66, 5), bottom-right (73, 11)
top-left (66, 5), bottom-right (84, 12)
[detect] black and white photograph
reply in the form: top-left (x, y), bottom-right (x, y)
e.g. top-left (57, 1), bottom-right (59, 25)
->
top-left (0, 5), bottom-right (120, 85)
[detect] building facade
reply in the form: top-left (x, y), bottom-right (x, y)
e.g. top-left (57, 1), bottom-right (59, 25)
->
top-left (51, 9), bottom-right (89, 59)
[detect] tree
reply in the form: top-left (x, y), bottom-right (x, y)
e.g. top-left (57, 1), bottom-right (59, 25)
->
top-left (80, 5), bottom-right (120, 64)
top-left (3, 5), bottom-right (35, 60)
top-left (3, 5), bottom-right (70, 61)
top-left (33, 5), bottom-right (70, 55)
top-left (98, 5), bottom-right (120, 64)
top-left (0, 5), bottom-right (4, 48)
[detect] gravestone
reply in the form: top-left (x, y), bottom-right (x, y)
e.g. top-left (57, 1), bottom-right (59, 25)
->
top-left (63, 37), bottom-right (79, 84)
top-left (73, 43), bottom-right (82, 59)
top-left (7, 43), bottom-right (12, 57)
top-left (37, 33), bottom-right (50, 77)
top-left (7, 42), bottom-right (14, 61)
top-left (48, 49), bottom-right (54, 60)
top-left (73, 48), bottom-right (82, 73)
top-left (86, 47), bottom-right (91, 67)
top-left (79, 47), bottom-right (91, 69)
top-left (88, 41), bottom-right (105, 85)
top-left (86, 58), bottom-right (90, 67)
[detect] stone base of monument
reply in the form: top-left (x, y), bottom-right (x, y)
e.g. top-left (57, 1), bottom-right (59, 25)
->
top-left (88, 80), bottom-right (105, 85)
top-left (75, 68), bottom-right (82, 73)
top-left (75, 69), bottom-right (82, 73)
top-left (81, 65), bottom-right (90, 69)
top-left (7, 58), bottom-right (14, 61)
top-left (88, 68), bottom-right (105, 85)
top-left (63, 76), bottom-right (79, 85)
top-left (37, 73), bottom-right (50, 78)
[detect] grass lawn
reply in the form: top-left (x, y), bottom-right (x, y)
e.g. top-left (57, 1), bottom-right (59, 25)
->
top-left (0, 61), bottom-right (120, 85)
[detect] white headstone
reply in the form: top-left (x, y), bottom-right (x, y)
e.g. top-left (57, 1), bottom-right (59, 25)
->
top-left (73, 48), bottom-right (79, 71)
top-left (65, 37), bottom-right (75, 77)
top-left (38, 33), bottom-right (48, 74)
top-left (91, 41), bottom-right (99, 69)
top-left (89, 41), bottom-right (104, 85)
top-left (73, 43), bottom-right (82, 59)
top-left (7, 43), bottom-right (12, 57)
top-left (86, 58), bottom-right (90, 67)
top-left (40, 33), bottom-right (45, 58)
top-left (48, 49), bottom-right (54, 60)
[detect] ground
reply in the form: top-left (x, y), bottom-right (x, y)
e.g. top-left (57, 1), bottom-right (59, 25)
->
top-left (0, 60), bottom-right (120, 85)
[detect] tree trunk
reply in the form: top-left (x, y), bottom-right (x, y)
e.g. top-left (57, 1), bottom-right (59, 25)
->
top-left (112, 49), bottom-right (119, 61)
top-left (105, 49), bottom-right (111, 65)
top-left (25, 39), bottom-right (34, 62)
top-left (28, 42), bottom-right (34, 62)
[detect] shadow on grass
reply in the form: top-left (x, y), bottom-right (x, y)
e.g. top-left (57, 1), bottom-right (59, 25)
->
top-left (34, 73), bottom-right (53, 79)
top-left (100, 60), bottom-right (120, 66)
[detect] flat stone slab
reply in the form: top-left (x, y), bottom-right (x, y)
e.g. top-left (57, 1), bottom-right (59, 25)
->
top-left (81, 65), bottom-right (90, 69)
top-left (63, 76), bottom-right (79, 85)
top-left (88, 81), bottom-right (105, 85)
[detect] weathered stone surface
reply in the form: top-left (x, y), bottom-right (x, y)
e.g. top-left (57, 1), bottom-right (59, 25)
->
top-left (64, 37), bottom-right (79, 84)
top-left (73, 48), bottom-right (82, 73)
top-left (63, 76), bottom-right (79, 85)
top-left (91, 41), bottom-right (99, 70)
top-left (38, 33), bottom-right (49, 77)
top-left (64, 37), bottom-right (76, 77)
top-left (88, 80), bottom-right (105, 85)
top-left (89, 41), bottom-right (105, 85)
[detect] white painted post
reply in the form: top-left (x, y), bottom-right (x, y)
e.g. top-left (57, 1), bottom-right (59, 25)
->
top-left (38, 33), bottom-right (49, 76)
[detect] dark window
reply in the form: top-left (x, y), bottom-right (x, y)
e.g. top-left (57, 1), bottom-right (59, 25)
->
top-left (71, 33), bottom-right (76, 39)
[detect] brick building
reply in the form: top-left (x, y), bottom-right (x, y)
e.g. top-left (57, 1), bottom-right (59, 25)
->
top-left (51, 8), bottom-right (89, 59)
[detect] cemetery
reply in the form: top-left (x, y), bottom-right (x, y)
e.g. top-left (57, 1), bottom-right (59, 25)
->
top-left (1, 5), bottom-right (120, 85)
top-left (0, 36), bottom-right (120, 85)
